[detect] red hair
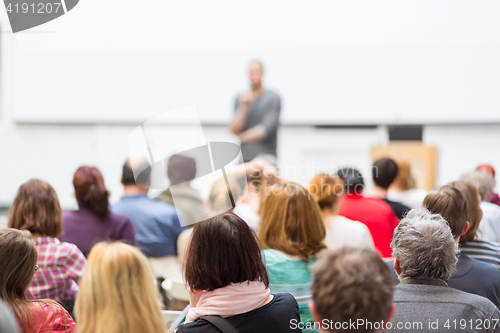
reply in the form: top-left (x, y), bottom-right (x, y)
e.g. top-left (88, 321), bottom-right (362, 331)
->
top-left (73, 166), bottom-right (110, 217)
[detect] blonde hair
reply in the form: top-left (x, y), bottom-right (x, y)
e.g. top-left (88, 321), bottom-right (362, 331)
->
top-left (75, 242), bottom-right (167, 333)
top-left (392, 158), bottom-right (414, 191)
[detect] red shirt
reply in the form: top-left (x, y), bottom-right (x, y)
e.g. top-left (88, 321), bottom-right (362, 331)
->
top-left (338, 194), bottom-right (399, 258)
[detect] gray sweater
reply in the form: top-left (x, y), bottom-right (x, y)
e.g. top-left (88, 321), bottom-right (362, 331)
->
top-left (386, 279), bottom-right (500, 333)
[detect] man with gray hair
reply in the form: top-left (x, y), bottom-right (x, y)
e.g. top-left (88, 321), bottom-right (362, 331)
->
top-left (462, 170), bottom-right (500, 243)
top-left (387, 208), bottom-right (500, 333)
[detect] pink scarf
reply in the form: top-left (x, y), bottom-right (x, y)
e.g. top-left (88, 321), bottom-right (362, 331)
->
top-left (186, 281), bottom-right (271, 323)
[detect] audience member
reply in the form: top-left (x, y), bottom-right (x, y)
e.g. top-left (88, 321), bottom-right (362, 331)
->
top-left (75, 242), bottom-right (167, 333)
top-left (309, 248), bottom-right (394, 333)
top-left (309, 174), bottom-right (374, 250)
top-left (477, 164), bottom-right (500, 206)
top-left (8, 179), bottom-right (86, 314)
top-left (423, 185), bottom-right (500, 308)
top-left (387, 158), bottom-right (427, 209)
top-left (451, 180), bottom-right (500, 269)
top-left (388, 208), bottom-right (500, 333)
top-left (0, 229), bottom-right (76, 333)
top-left (462, 170), bottom-right (500, 242)
top-left (207, 177), bottom-right (242, 213)
top-left (371, 157), bottom-right (410, 219)
top-left (0, 300), bottom-right (19, 333)
top-left (336, 167), bottom-right (399, 258)
top-left (233, 158), bottom-right (280, 232)
top-left (112, 159), bottom-right (185, 258)
top-left (178, 213), bottom-right (301, 333)
top-left (259, 182), bottom-right (326, 333)
top-left (61, 166), bottom-right (137, 257)
top-left (157, 154), bottom-right (207, 226)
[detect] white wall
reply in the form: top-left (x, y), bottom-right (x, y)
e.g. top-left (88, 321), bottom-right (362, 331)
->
top-left (1, 115), bottom-right (500, 211)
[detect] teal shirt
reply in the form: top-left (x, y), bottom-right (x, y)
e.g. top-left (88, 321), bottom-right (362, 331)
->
top-left (263, 249), bottom-right (318, 333)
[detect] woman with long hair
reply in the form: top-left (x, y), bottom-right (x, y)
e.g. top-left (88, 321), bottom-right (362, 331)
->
top-left (60, 166), bottom-right (137, 257)
top-left (177, 212), bottom-right (301, 333)
top-left (75, 242), bottom-right (167, 333)
top-left (259, 182), bottom-right (327, 333)
top-left (309, 174), bottom-right (374, 250)
top-left (8, 179), bottom-right (86, 315)
top-left (0, 228), bottom-right (76, 333)
top-left (450, 180), bottom-right (500, 269)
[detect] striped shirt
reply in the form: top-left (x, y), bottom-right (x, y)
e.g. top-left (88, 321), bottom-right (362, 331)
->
top-left (30, 236), bottom-right (86, 302)
top-left (461, 240), bottom-right (500, 269)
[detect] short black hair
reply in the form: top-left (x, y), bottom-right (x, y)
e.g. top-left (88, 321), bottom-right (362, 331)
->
top-left (184, 213), bottom-right (269, 291)
top-left (337, 167), bottom-right (364, 194)
top-left (122, 159), bottom-right (151, 187)
top-left (373, 158), bottom-right (399, 190)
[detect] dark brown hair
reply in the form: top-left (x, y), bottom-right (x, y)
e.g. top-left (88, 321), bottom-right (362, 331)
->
top-left (0, 229), bottom-right (68, 332)
top-left (449, 180), bottom-right (483, 244)
top-left (184, 213), bottom-right (269, 291)
top-left (259, 182), bottom-right (326, 261)
top-left (373, 157), bottom-right (399, 190)
top-left (8, 179), bottom-right (63, 238)
top-left (311, 248), bottom-right (394, 333)
top-left (73, 166), bottom-right (110, 217)
top-left (423, 185), bottom-right (469, 238)
top-left (309, 174), bottom-right (344, 210)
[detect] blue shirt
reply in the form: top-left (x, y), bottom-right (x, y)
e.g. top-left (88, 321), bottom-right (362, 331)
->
top-left (112, 195), bottom-right (186, 257)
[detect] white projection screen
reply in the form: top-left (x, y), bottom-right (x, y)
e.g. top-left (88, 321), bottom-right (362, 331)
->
top-left (2, 0), bottom-right (500, 125)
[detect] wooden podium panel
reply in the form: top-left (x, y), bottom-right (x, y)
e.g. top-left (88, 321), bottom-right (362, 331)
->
top-left (371, 142), bottom-right (438, 192)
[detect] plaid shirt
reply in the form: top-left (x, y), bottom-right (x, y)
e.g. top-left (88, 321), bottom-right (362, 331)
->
top-left (29, 236), bottom-right (86, 302)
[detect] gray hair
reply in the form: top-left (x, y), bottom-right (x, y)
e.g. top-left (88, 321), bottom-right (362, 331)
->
top-left (461, 171), bottom-right (495, 200)
top-left (391, 208), bottom-right (458, 281)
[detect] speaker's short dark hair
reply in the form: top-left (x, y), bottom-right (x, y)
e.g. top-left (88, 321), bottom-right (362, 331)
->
top-left (373, 158), bottom-right (399, 190)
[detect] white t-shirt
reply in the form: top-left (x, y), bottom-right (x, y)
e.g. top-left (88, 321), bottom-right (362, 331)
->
top-left (324, 215), bottom-right (375, 250)
top-left (477, 201), bottom-right (500, 243)
top-left (388, 189), bottom-right (428, 209)
top-left (233, 203), bottom-right (261, 233)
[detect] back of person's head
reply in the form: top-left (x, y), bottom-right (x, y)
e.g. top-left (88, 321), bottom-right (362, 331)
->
top-left (259, 182), bottom-right (326, 261)
top-left (167, 154), bottom-right (197, 186)
top-left (422, 185), bottom-right (468, 238)
top-left (0, 300), bottom-right (20, 333)
top-left (310, 248), bottom-right (394, 333)
top-left (208, 179), bottom-right (242, 212)
top-left (373, 158), bottom-right (399, 190)
top-left (461, 170), bottom-right (495, 201)
top-left (337, 167), bottom-right (364, 194)
top-left (0, 229), bottom-right (37, 305)
top-left (184, 212), bottom-right (269, 291)
top-left (122, 158), bottom-right (151, 188)
top-left (8, 179), bottom-right (63, 237)
top-left (448, 180), bottom-right (483, 244)
top-left (75, 242), bottom-right (166, 333)
top-left (391, 158), bottom-right (413, 191)
top-left (309, 174), bottom-right (344, 210)
top-left (477, 164), bottom-right (496, 178)
top-left (0, 229), bottom-right (53, 332)
top-left (391, 208), bottom-right (458, 281)
top-left (73, 166), bottom-right (110, 217)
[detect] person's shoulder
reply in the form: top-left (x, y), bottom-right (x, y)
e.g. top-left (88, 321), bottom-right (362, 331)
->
top-left (264, 90), bottom-right (280, 101)
top-left (107, 211), bottom-right (134, 225)
top-left (470, 255), bottom-right (500, 276)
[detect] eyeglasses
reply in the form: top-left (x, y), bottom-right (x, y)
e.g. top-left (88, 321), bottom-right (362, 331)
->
top-left (35, 265), bottom-right (39, 274)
